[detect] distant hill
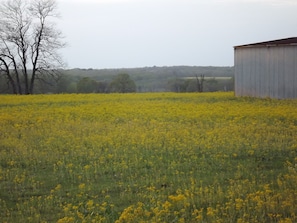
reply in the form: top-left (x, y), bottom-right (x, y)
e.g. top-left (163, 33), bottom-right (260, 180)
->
top-left (0, 66), bottom-right (234, 93)
top-left (62, 66), bottom-right (234, 92)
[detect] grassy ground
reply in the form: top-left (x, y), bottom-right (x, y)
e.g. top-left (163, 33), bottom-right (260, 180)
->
top-left (0, 92), bottom-right (296, 222)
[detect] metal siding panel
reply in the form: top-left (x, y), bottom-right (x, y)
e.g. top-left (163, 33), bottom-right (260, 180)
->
top-left (235, 44), bottom-right (297, 99)
top-left (271, 47), bottom-right (279, 99)
top-left (286, 46), bottom-right (297, 98)
top-left (239, 48), bottom-right (249, 96)
top-left (268, 47), bottom-right (274, 98)
top-left (256, 48), bottom-right (266, 97)
top-left (244, 49), bottom-right (251, 96)
top-left (234, 49), bottom-right (238, 96)
top-left (270, 48), bottom-right (274, 98)
top-left (269, 48), bottom-right (274, 98)
top-left (248, 48), bottom-right (255, 96)
top-left (238, 49), bottom-right (245, 96)
top-left (258, 48), bottom-right (267, 97)
top-left (279, 47), bottom-right (286, 99)
top-left (234, 49), bottom-right (240, 96)
top-left (284, 47), bottom-right (290, 98)
top-left (275, 47), bottom-right (281, 98)
top-left (265, 47), bottom-right (273, 97)
top-left (236, 49), bottom-right (244, 97)
top-left (239, 49), bottom-right (245, 96)
top-left (292, 47), bottom-right (297, 98)
top-left (273, 47), bottom-right (279, 98)
top-left (248, 48), bottom-right (256, 96)
top-left (251, 48), bottom-right (257, 97)
top-left (263, 47), bottom-right (270, 98)
top-left (290, 46), bottom-right (295, 98)
top-left (283, 46), bottom-right (290, 99)
top-left (253, 49), bottom-right (258, 97)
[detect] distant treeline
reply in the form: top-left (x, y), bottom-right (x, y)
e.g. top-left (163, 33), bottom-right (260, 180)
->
top-left (0, 66), bottom-right (234, 94)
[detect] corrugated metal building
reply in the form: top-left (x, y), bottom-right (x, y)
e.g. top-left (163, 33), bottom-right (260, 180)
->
top-left (234, 37), bottom-right (297, 99)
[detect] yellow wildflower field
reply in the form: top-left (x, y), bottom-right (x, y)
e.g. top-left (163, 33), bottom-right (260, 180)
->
top-left (0, 92), bottom-right (296, 222)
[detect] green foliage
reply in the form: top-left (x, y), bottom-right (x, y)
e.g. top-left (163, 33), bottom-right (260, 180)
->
top-left (77, 77), bottom-right (98, 93)
top-left (61, 66), bottom-right (234, 93)
top-left (167, 77), bottom-right (234, 92)
top-left (56, 75), bottom-right (74, 93)
top-left (109, 73), bottom-right (136, 93)
top-left (0, 66), bottom-right (234, 94)
top-left (66, 82), bottom-right (77, 93)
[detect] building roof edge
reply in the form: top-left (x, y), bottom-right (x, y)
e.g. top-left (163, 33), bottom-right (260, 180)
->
top-left (234, 37), bottom-right (297, 49)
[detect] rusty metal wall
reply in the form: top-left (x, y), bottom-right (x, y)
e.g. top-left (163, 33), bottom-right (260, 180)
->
top-left (234, 45), bottom-right (297, 99)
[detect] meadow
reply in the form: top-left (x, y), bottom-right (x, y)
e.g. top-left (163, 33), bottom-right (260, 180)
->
top-left (0, 92), bottom-right (296, 223)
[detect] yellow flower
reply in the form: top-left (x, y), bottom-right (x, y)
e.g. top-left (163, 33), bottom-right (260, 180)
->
top-left (168, 194), bottom-right (186, 203)
top-left (162, 201), bottom-right (172, 209)
top-left (235, 198), bottom-right (244, 210)
top-left (207, 207), bottom-right (215, 217)
top-left (84, 165), bottom-right (91, 170)
top-left (57, 217), bottom-right (75, 223)
top-left (79, 183), bottom-right (85, 190)
top-left (86, 199), bottom-right (94, 210)
top-left (279, 218), bottom-right (293, 223)
top-left (55, 184), bottom-right (62, 191)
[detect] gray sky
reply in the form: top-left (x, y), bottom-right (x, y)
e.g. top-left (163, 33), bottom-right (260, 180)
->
top-left (58, 0), bottom-right (297, 69)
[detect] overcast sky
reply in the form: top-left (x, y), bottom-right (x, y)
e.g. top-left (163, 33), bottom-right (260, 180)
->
top-left (57, 0), bottom-right (297, 69)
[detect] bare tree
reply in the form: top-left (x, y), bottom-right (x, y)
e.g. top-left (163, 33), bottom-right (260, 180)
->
top-left (0, 0), bottom-right (65, 94)
top-left (195, 74), bottom-right (205, 92)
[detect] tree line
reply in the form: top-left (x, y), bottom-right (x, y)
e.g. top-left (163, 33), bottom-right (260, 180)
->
top-left (0, 68), bottom-right (234, 94)
top-left (75, 73), bottom-right (136, 93)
